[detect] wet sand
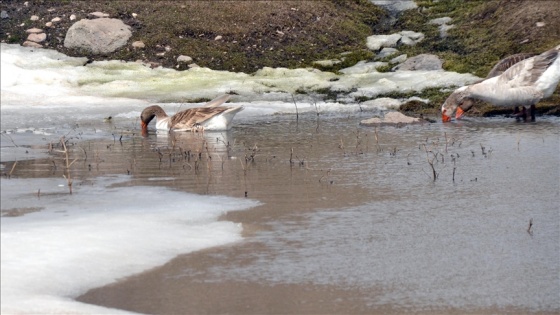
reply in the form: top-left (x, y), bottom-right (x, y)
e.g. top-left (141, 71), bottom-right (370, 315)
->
top-left (77, 232), bottom-right (558, 315)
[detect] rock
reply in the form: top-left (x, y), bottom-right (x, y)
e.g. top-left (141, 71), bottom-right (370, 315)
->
top-left (428, 17), bottom-right (454, 38)
top-left (45, 22), bottom-right (53, 27)
top-left (27, 33), bottom-right (47, 43)
top-left (399, 30), bottom-right (424, 46)
top-left (26, 28), bottom-right (44, 33)
top-left (64, 18), bottom-right (132, 54)
top-left (70, 14), bottom-right (76, 21)
top-left (132, 13), bottom-right (138, 18)
top-left (51, 17), bottom-right (61, 23)
top-left (132, 41), bottom-right (145, 49)
top-left (360, 111), bottom-right (424, 127)
top-left (366, 33), bottom-right (401, 51)
top-left (376, 47), bottom-right (399, 59)
top-left (536, 21), bottom-right (546, 27)
top-left (30, 15), bottom-right (39, 21)
top-left (177, 55), bottom-right (193, 63)
top-left (390, 54), bottom-right (407, 64)
top-left (339, 61), bottom-right (388, 74)
top-left (400, 30), bottom-right (424, 41)
top-left (188, 63), bottom-right (200, 68)
top-left (429, 17), bottom-right (453, 25)
top-left (370, 0), bottom-right (417, 15)
top-left (366, 31), bottom-right (424, 51)
top-left (214, 35), bottom-right (223, 41)
top-left (393, 54), bottom-right (443, 71)
top-left (22, 41), bottom-right (43, 48)
top-left (313, 59), bottom-right (341, 67)
top-left (438, 24), bottom-right (455, 38)
top-left (1, 10), bottom-right (9, 19)
top-left (89, 12), bottom-right (110, 18)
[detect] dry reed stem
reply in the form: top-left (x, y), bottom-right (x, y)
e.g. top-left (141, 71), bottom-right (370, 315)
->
top-left (8, 161), bottom-right (18, 178)
top-left (55, 137), bottom-right (78, 194)
top-left (291, 94), bottom-right (299, 122)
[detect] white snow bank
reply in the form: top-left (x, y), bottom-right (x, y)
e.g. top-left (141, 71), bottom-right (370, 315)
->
top-left (1, 175), bottom-right (259, 314)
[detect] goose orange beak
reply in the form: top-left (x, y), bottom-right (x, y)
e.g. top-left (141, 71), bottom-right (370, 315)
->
top-left (141, 121), bottom-right (148, 136)
top-left (456, 106), bottom-right (465, 120)
top-left (442, 113), bottom-right (451, 122)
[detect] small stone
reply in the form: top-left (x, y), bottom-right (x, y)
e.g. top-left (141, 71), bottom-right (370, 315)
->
top-left (428, 17), bottom-right (453, 25)
top-left (24, 1), bottom-right (29, 6)
top-left (45, 22), bottom-right (53, 27)
top-left (27, 33), bottom-right (47, 43)
top-left (89, 11), bottom-right (109, 18)
top-left (22, 41), bottom-right (43, 48)
top-left (30, 15), bottom-right (39, 21)
top-left (177, 55), bottom-right (193, 63)
top-left (132, 13), bottom-right (138, 18)
top-left (164, 45), bottom-right (171, 52)
top-left (360, 111), bottom-right (424, 127)
top-left (214, 35), bottom-right (222, 41)
top-left (536, 21), bottom-right (546, 27)
top-left (51, 17), bottom-right (61, 23)
top-left (70, 14), bottom-right (76, 21)
top-left (1, 10), bottom-right (9, 19)
top-left (26, 28), bottom-right (44, 33)
top-left (390, 54), bottom-right (407, 64)
top-left (188, 63), bottom-right (199, 68)
top-left (156, 52), bottom-right (165, 57)
top-left (131, 41), bottom-right (145, 49)
top-left (376, 47), bottom-right (399, 59)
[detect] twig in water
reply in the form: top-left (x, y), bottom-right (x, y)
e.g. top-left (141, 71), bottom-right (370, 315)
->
top-left (291, 94), bottom-right (299, 123)
top-left (8, 161), bottom-right (17, 178)
top-left (527, 218), bottom-right (533, 236)
top-left (55, 137), bottom-right (78, 194)
top-left (1, 133), bottom-right (19, 147)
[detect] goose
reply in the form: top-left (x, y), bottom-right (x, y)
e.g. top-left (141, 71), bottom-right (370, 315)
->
top-left (140, 94), bottom-right (243, 134)
top-left (442, 45), bottom-right (560, 122)
top-left (453, 52), bottom-right (537, 119)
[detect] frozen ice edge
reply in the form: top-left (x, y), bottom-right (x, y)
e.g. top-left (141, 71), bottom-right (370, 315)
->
top-left (1, 175), bottom-right (260, 314)
top-left (0, 43), bottom-right (479, 107)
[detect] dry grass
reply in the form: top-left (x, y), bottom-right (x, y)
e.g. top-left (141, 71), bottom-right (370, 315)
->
top-left (0, 0), bottom-right (385, 72)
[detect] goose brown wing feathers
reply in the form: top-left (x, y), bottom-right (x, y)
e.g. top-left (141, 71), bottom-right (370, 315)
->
top-left (499, 48), bottom-right (559, 86)
top-left (170, 107), bottom-right (230, 129)
top-left (486, 53), bottom-right (537, 79)
top-left (203, 94), bottom-right (231, 107)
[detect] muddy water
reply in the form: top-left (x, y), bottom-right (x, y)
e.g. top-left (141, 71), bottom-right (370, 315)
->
top-left (6, 114), bottom-right (560, 314)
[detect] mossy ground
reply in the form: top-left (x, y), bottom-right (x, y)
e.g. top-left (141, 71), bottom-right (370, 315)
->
top-left (1, 0), bottom-right (558, 116)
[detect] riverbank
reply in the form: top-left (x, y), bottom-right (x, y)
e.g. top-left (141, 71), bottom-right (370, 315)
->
top-left (1, 1), bottom-right (559, 116)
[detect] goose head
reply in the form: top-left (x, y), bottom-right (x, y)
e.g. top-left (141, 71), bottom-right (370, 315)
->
top-left (140, 105), bottom-right (167, 134)
top-left (441, 87), bottom-right (472, 122)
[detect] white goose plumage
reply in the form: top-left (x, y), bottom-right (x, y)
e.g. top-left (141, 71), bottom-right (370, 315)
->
top-left (442, 44), bottom-right (560, 122)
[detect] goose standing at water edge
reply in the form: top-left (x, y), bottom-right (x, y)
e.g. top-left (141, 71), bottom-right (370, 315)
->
top-left (140, 94), bottom-right (243, 135)
top-left (442, 45), bottom-right (560, 122)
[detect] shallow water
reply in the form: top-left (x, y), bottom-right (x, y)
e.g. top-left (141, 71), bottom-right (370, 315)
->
top-left (3, 112), bottom-right (559, 313)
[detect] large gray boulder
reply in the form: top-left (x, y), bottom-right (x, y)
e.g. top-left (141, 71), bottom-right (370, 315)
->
top-left (64, 18), bottom-right (132, 54)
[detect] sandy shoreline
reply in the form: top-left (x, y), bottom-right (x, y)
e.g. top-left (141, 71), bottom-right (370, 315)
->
top-left (77, 236), bottom-right (557, 315)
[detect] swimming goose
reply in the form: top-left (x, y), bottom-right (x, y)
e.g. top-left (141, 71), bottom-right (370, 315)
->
top-left (442, 45), bottom-right (560, 122)
top-left (140, 94), bottom-right (243, 134)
